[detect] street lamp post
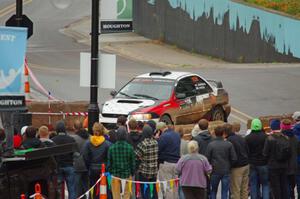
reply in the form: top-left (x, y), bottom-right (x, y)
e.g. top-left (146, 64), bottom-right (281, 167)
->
top-left (16, 0), bottom-right (23, 26)
top-left (88, 0), bottom-right (100, 134)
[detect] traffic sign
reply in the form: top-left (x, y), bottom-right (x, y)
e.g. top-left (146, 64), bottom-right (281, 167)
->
top-left (101, 21), bottom-right (133, 34)
top-left (6, 14), bottom-right (33, 39)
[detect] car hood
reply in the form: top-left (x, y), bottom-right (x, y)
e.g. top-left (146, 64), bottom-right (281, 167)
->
top-left (101, 98), bottom-right (156, 115)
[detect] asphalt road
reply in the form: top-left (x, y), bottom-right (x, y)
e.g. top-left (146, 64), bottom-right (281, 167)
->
top-left (1, 0), bottom-right (300, 126)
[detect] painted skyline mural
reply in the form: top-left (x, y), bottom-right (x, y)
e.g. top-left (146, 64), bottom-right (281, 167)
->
top-left (147, 0), bottom-right (300, 59)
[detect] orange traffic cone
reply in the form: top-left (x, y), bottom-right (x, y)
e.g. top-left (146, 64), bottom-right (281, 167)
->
top-left (100, 164), bottom-right (107, 199)
top-left (34, 183), bottom-right (42, 199)
top-left (24, 60), bottom-right (30, 100)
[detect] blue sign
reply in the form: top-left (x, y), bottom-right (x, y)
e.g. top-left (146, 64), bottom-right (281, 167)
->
top-left (0, 26), bottom-right (28, 95)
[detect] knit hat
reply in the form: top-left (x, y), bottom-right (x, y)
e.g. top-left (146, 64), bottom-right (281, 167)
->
top-left (281, 119), bottom-right (292, 131)
top-left (142, 125), bottom-right (154, 139)
top-left (251, 118), bottom-right (262, 131)
top-left (292, 111), bottom-right (300, 121)
top-left (156, 122), bottom-right (167, 131)
top-left (146, 120), bottom-right (156, 133)
top-left (56, 120), bottom-right (66, 133)
top-left (270, 119), bottom-right (280, 131)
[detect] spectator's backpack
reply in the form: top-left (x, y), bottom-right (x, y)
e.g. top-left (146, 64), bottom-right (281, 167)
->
top-left (273, 135), bottom-right (291, 161)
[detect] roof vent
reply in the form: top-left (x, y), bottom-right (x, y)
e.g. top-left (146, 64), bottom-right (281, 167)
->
top-left (149, 71), bottom-right (171, 77)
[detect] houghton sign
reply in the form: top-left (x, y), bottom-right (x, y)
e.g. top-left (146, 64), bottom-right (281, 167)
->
top-left (0, 96), bottom-right (26, 110)
top-left (101, 21), bottom-right (133, 33)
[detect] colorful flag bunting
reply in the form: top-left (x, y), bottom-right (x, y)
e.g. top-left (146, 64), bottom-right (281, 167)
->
top-left (156, 182), bottom-right (160, 194)
top-left (170, 179), bottom-right (174, 190)
top-left (150, 184), bottom-right (154, 198)
top-left (144, 183), bottom-right (148, 196)
top-left (136, 182), bottom-right (141, 198)
top-left (128, 181), bottom-right (132, 193)
top-left (90, 187), bottom-right (94, 198)
top-left (121, 179), bottom-right (126, 195)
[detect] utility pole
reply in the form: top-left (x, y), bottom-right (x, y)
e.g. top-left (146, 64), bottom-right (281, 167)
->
top-left (16, 0), bottom-right (23, 26)
top-left (88, 0), bottom-right (100, 134)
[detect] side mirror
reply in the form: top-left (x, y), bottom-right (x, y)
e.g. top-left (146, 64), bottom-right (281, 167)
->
top-left (176, 93), bottom-right (186, 99)
top-left (110, 90), bottom-right (117, 97)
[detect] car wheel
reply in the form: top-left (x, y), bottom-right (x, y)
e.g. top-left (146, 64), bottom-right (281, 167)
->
top-left (211, 106), bottom-right (226, 122)
top-left (160, 115), bottom-right (173, 125)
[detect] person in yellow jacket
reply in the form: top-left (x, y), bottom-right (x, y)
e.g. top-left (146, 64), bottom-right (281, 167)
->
top-left (82, 122), bottom-right (111, 189)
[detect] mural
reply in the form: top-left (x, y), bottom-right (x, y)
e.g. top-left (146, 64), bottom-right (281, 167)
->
top-left (134, 0), bottom-right (300, 62)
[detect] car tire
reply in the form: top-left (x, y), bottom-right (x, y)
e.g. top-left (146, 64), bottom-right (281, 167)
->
top-left (211, 106), bottom-right (226, 122)
top-left (160, 115), bottom-right (173, 125)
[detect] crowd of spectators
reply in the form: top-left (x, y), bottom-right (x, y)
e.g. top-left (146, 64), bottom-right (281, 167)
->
top-left (1, 111), bottom-right (300, 199)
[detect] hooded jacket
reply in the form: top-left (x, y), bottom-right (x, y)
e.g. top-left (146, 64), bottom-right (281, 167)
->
top-left (82, 135), bottom-right (111, 171)
top-left (193, 130), bottom-right (212, 156)
top-left (226, 132), bottom-right (249, 168)
top-left (245, 119), bottom-right (267, 166)
top-left (245, 131), bottom-right (268, 166)
top-left (52, 121), bottom-right (76, 168)
top-left (282, 129), bottom-right (298, 174)
top-left (127, 130), bottom-right (143, 149)
top-left (22, 138), bottom-right (44, 149)
top-left (293, 122), bottom-right (300, 167)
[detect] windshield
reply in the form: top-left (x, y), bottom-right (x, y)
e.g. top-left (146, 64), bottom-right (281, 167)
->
top-left (116, 78), bottom-right (174, 100)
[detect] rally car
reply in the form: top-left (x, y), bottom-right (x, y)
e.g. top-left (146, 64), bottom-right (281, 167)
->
top-left (100, 71), bottom-right (231, 128)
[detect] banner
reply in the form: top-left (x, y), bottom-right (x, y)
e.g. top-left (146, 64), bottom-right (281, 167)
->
top-left (101, 0), bottom-right (132, 20)
top-left (117, 0), bottom-right (132, 20)
top-left (0, 26), bottom-right (28, 95)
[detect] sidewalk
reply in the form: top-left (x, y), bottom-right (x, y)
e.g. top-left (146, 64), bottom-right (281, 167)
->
top-left (61, 17), bottom-right (300, 69)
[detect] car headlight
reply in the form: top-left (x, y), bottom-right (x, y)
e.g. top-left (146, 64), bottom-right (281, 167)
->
top-left (129, 113), bottom-right (152, 121)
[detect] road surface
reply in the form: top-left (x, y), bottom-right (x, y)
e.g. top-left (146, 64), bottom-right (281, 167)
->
top-left (1, 0), bottom-right (300, 128)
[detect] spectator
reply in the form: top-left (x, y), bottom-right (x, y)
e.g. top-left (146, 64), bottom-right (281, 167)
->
top-left (108, 116), bottom-right (127, 144)
top-left (38, 125), bottom-right (55, 147)
top-left (127, 119), bottom-right (143, 149)
top-left (51, 121), bottom-right (76, 199)
top-left (232, 121), bottom-right (241, 135)
top-left (82, 122), bottom-right (110, 189)
top-left (224, 123), bottom-right (249, 199)
top-left (157, 122), bottom-right (181, 199)
top-left (176, 140), bottom-right (212, 199)
top-left (281, 119), bottom-right (298, 199)
top-left (135, 125), bottom-right (159, 199)
top-left (137, 120), bottom-right (145, 133)
top-left (73, 120), bottom-right (90, 150)
top-left (72, 120), bottom-right (90, 198)
top-left (206, 125), bottom-right (237, 199)
top-left (245, 118), bottom-right (269, 199)
top-left (22, 126), bottom-right (44, 149)
top-left (107, 126), bottom-right (135, 199)
top-left (178, 127), bottom-right (188, 156)
top-left (146, 120), bottom-right (156, 133)
top-left (0, 128), bottom-right (6, 155)
top-left (13, 127), bottom-right (22, 149)
top-left (20, 125), bottom-right (28, 139)
top-left (191, 123), bottom-right (200, 138)
top-left (193, 119), bottom-right (212, 156)
top-left (263, 119), bottom-right (289, 199)
top-left (292, 111), bottom-right (300, 197)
